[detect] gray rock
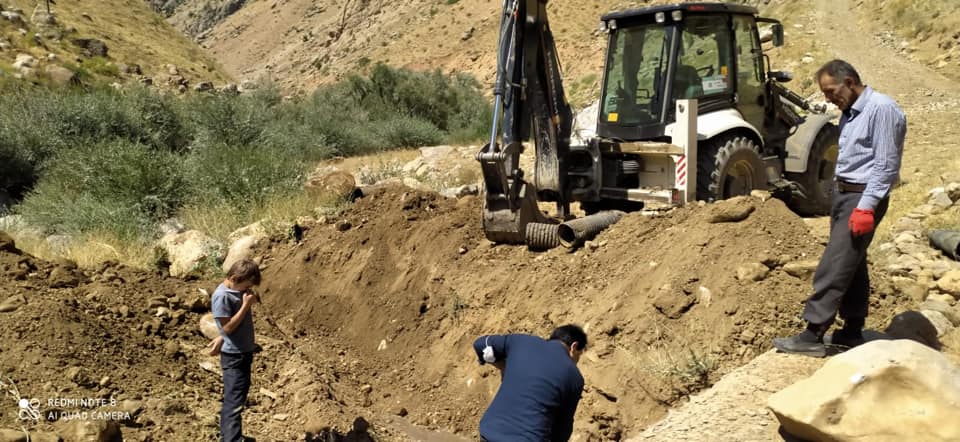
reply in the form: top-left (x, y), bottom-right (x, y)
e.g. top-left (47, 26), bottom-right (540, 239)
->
top-left (72, 38), bottom-right (109, 57)
top-left (947, 182), bottom-right (960, 203)
top-left (0, 11), bottom-right (24, 25)
top-left (45, 64), bottom-right (78, 85)
top-left (12, 53), bottom-right (35, 69)
top-left (194, 81), bottom-right (214, 92)
top-left (920, 310), bottom-right (955, 337)
top-left (440, 184), bottom-right (479, 199)
top-left (928, 187), bottom-right (954, 208)
top-left (920, 299), bottom-right (960, 326)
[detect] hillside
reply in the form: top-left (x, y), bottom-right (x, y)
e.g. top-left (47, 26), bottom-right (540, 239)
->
top-left (0, 0), bottom-right (230, 86)
top-left (155, 0), bottom-right (960, 100)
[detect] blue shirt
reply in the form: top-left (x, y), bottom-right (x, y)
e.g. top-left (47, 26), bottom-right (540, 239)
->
top-left (835, 86), bottom-right (907, 210)
top-left (473, 334), bottom-right (584, 442)
top-left (211, 283), bottom-right (256, 353)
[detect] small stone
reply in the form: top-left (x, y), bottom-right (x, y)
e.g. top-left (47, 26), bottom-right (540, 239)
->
top-left (335, 220), bottom-right (352, 232)
top-left (736, 262), bottom-right (769, 282)
top-left (937, 270), bottom-right (960, 298)
top-left (783, 260), bottom-right (818, 279)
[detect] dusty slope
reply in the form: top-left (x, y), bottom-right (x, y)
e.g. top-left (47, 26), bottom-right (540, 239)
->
top-left (179, 0), bottom-right (960, 98)
top-left (0, 0), bottom-right (229, 84)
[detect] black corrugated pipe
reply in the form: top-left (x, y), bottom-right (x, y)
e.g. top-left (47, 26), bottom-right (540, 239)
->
top-left (929, 230), bottom-right (960, 261)
top-left (525, 223), bottom-right (561, 251)
top-left (558, 211), bottom-right (625, 248)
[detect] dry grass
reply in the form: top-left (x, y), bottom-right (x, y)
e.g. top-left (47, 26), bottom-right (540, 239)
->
top-left (5, 227), bottom-right (156, 268)
top-left (178, 191), bottom-right (348, 243)
top-left (1, 0), bottom-right (230, 83)
top-left (324, 149), bottom-right (422, 175)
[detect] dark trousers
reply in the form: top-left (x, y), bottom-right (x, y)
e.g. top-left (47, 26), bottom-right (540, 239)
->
top-left (221, 351), bottom-right (254, 442)
top-left (803, 189), bottom-right (888, 325)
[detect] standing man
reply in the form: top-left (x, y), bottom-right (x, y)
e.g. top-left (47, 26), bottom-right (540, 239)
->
top-left (473, 324), bottom-right (586, 441)
top-left (774, 59), bottom-right (907, 357)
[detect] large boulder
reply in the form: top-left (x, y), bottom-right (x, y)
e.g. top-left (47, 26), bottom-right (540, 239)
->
top-left (768, 339), bottom-right (960, 442)
top-left (199, 312), bottom-right (219, 340)
top-left (72, 38), bottom-right (109, 57)
top-left (45, 64), bottom-right (78, 85)
top-left (221, 235), bottom-right (261, 274)
top-left (305, 170), bottom-right (357, 200)
top-left (157, 230), bottom-right (223, 277)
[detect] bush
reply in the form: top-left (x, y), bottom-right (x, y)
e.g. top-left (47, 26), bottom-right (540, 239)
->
top-left (183, 142), bottom-right (306, 211)
top-left (182, 87), bottom-right (281, 149)
top-left (17, 140), bottom-right (185, 240)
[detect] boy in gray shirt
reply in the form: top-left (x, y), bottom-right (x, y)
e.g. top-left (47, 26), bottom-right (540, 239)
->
top-left (211, 258), bottom-right (262, 442)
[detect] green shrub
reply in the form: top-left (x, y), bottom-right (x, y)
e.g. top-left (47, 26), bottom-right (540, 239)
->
top-left (183, 142), bottom-right (306, 211)
top-left (17, 140), bottom-right (185, 240)
top-left (81, 57), bottom-right (121, 77)
top-left (375, 115), bottom-right (444, 148)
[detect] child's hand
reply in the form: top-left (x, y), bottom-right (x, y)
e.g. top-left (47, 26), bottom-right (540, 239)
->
top-left (242, 291), bottom-right (260, 305)
top-left (206, 336), bottom-right (224, 356)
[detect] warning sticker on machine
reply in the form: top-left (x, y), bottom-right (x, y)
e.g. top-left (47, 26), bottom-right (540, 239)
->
top-left (701, 75), bottom-right (728, 93)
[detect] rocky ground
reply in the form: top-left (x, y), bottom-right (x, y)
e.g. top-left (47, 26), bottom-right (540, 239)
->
top-left (2, 0), bottom-right (960, 441)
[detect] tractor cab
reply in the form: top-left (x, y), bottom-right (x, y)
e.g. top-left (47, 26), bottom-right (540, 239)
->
top-left (597, 3), bottom-right (783, 142)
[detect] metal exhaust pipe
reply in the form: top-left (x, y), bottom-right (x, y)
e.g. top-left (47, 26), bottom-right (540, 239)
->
top-left (557, 211), bottom-right (625, 248)
top-left (929, 230), bottom-right (960, 261)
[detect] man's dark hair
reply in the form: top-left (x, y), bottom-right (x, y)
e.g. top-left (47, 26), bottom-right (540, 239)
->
top-left (227, 258), bottom-right (261, 285)
top-left (549, 324), bottom-right (587, 350)
top-left (815, 59), bottom-right (862, 86)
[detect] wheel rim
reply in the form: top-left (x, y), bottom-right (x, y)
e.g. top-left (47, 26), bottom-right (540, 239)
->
top-left (723, 159), bottom-right (758, 198)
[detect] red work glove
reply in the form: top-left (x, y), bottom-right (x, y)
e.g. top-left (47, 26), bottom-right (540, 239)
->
top-left (848, 208), bottom-right (875, 237)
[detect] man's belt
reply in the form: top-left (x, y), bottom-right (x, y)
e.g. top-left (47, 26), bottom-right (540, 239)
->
top-left (837, 180), bottom-right (867, 193)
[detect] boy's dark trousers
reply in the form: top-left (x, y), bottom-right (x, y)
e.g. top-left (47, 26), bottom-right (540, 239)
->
top-left (221, 351), bottom-right (254, 442)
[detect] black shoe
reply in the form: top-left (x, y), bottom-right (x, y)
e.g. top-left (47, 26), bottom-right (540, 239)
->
top-left (773, 326), bottom-right (827, 358)
top-left (829, 329), bottom-right (865, 348)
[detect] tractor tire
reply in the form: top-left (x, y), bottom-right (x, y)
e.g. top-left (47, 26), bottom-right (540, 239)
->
top-left (786, 124), bottom-right (839, 216)
top-left (697, 135), bottom-right (766, 202)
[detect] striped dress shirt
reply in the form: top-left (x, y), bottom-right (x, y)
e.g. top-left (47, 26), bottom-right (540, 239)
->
top-left (835, 86), bottom-right (907, 210)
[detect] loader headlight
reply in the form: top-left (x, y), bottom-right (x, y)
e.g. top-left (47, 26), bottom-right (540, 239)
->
top-left (671, 10), bottom-right (683, 21)
top-left (608, 19), bottom-right (617, 30)
top-left (655, 12), bottom-right (665, 23)
top-left (598, 20), bottom-right (607, 33)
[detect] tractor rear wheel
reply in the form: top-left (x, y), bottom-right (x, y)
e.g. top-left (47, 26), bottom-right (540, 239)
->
top-left (786, 124), bottom-right (838, 216)
top-left (697, 135), bottom-right (766, 202)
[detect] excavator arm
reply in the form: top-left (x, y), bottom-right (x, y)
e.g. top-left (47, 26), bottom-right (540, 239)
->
top-left (476, 0), bottom-right (573, 244)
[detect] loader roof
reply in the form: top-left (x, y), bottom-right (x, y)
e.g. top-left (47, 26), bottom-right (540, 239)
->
top-left (601, 2), bottom-right (758, 21)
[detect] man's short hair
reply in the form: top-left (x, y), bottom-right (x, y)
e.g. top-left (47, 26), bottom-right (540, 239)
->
top-left (227, 259), bottom-right (261, 285)
top-left (549, 324), bottom-right (587, 350)
top-left (815, 59), bottom-right (862, 86)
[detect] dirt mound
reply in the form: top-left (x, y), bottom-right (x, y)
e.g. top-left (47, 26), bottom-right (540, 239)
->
top-left (256, 185), bottom-right (906, 438)
top-left (0, 183), bottom-right (914, 439)
top-left (0, 235), bottom-right (400, 440)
